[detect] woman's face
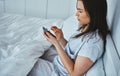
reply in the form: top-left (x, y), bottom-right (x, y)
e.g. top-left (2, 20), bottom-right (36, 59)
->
top-left (76, 1), bottom-right (90, 25)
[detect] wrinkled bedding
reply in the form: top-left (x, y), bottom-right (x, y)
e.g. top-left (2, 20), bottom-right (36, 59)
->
top-left (0, 14), bottom-right (63, 76)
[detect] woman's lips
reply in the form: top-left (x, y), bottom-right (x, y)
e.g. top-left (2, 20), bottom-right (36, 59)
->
top-left (77, 18), bottom-right (80, 21)
top-left (78, 19), bottom-right (80, 21)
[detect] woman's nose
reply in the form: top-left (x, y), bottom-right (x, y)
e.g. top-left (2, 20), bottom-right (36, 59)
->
top-left (76, 11), bottom-right (79, 17)
top-left (76, 12), bottom-right (78, 16)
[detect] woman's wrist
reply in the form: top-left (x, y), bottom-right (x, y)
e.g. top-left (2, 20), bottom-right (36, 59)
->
top-left (54, 41), bottom-right (60, 48)
top-left (53, 40), bottom-right (59, 46)
top-left (59, 37), bottom-right (66, 42)
top-left (58, 37), bottom-right (67, 47)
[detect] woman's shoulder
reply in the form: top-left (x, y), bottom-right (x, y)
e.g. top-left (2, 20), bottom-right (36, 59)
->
top-left (84, 30), bottom-right (103, 46)
top-left (69, 30), bottom-right (103, 46)
top-left (78, 30), bottom-right (104, 62)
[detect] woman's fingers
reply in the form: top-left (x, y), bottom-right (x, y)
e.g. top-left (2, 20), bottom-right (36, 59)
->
top-left (43, 32), bottom-right (49, 38)
top-left (51, 26), bottom-right (58, 29)
top-left (54, 30), bottom-right (60, 35)
top-left (51, 27), bottom-right (61, 33)
top-left (51, 26), bottom-right (63, 40)
top-left (51, 26), bottom-right (59, 32)
top-left (44, 32), bottom-right (55, 39)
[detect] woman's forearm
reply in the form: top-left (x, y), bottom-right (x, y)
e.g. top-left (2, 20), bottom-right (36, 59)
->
top-left (54, 43), bottom-right (74, 74)
top-left (59, 38), bottom-right (68, 47)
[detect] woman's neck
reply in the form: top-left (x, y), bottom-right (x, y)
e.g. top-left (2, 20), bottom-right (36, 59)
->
top-left (82, 24), bottom-right (89, 33)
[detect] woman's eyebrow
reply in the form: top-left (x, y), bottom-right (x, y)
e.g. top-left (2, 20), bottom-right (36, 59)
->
top-left (77, 8), bottom-right (83, 10)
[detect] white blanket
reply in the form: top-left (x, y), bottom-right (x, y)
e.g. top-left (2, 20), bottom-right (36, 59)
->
top-left (0, 14), bottom-right (63, 76)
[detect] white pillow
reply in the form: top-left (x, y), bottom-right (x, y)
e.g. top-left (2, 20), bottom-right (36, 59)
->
top-left (62, 14), bottom-right (79, 40)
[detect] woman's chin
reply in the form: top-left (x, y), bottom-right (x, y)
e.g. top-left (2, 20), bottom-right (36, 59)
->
top-left (78, 23), bottom-right (82, 28)
top-left (78, 22), bottom-right (82, 26)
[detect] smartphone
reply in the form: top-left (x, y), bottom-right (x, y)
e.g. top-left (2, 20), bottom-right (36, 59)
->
top-left (43, 26), bottom-right (49, 32)
top-left (42, 27), bottom-right (56, 38)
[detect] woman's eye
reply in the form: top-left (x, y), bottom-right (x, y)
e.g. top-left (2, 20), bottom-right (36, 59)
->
top-left (79, 11), bottom-right (83, 13)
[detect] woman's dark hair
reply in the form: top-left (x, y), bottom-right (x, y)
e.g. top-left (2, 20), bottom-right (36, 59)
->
top-left (75, 0), bottom-right (110, 45)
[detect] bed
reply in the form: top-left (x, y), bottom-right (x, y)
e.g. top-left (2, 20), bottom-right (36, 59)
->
top-left (0, 0), bottom-right (120, 76)
top-left (0, 13), bottom-right (78, 76)
top-left (0, 0), bottom-right (78, 75)
top-left (0, 13), bottom-right (58, 76)
top-left (1, 13), bottom-right (119, 76)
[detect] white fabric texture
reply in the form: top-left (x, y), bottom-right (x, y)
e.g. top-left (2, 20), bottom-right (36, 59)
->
top-left (0, 13), bottom-right (63, 76)
top-left (28, 58), bottom-right (56, 76)
top-left (28, 46), bottom-right (58, 76)
top-left (62, 15), bottom-right (78, 40)
top-left (41, 45), bottom-right (58, 62)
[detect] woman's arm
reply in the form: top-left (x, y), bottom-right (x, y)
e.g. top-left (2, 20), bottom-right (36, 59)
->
top-left (59, 37), bottom-right (68, 47)
top-left (44, 31), bottom-right (93, 76)
top-left (51, 26), bottom-right (68, 47)
top-left (54, 42), bottom-right (93, 76)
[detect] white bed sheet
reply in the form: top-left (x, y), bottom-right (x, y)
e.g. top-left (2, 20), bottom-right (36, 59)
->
top-left (0, 13), bottom-right (63, 76)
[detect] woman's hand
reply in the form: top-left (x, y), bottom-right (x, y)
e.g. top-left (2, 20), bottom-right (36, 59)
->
top-left (51, 26), bottom-right (64, 42)
top-left (43, 32), bottom-right (59, 46)
top-left (43, 26), bottom-right (67, 47)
